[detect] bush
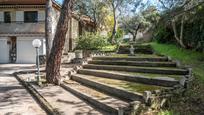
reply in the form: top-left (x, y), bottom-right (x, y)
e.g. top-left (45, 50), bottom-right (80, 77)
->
top-left (76, 32), bottom-right (108, 50)
top-left (153, 23), bottom-right (174, 43)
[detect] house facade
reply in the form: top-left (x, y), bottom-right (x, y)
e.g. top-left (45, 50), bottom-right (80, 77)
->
top-left (0, 0), bottom-right (94, 64)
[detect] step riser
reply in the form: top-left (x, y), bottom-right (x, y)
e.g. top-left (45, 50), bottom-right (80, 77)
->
top-left (118, 51), bottom-right (153, 54)
top-left (118, 49), bottom-right (153, 54)
top-left (83, 65), bottom-right (188, 75)
top-left (92, 57), bottom-right (169, 62)
top-left (78, 70), bottom-right (179, 87)
top-left (89, 61), bottom-right (177, 67)
top-left (61, 83), bottom-right (118, 115)
top-left (71, 75), bottom-right (144, 102)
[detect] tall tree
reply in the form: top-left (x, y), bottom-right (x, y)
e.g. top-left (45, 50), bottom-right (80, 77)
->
top-left (46, 0), bottom-right (75, 85)
top-left (75, 0), bottom-right (108, 32)
top-left (45, 0), bottom-right (53, 58)
top-left (104, 0), bottom-right (125, 43)
top-left (120, 16), bottom-right (141, 42)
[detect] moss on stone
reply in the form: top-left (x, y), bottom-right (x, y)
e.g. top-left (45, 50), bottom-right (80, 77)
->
top-left (85, 76), bottom-right (167, 93)
top-left (97, 70), bottom-right (182, 80)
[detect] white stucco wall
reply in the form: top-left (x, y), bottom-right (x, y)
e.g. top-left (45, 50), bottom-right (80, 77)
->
top-left (0, 37), bottom-right (9, 63)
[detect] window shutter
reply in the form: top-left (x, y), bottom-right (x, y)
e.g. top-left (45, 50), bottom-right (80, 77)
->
top-left (16, 11), bottom-right (24, 22)
top-left (0, 12), bottom-right (4, 22)
top-left (38, 11), bottom-right (45, 22)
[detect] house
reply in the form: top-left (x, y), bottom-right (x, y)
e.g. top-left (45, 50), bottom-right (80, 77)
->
top-left (0, 0), bottom-right (94, 64)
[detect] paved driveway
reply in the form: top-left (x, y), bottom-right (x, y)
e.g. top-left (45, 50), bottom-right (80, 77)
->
top-left (0, 64), bottom-right (46, 115)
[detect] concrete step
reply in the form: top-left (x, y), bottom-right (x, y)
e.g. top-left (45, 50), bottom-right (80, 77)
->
top-left (88, 60), bottom-right (177, 67)
top-left (83, 64), bottom-right (189, 75)
top-left (92, 56), bottom-right (169, 62)
top-left (71, 74), bottom-right (144, 102)
top-left (78, 69), bottom-right (180, 87)
top-left (61, 80), bottom-right (130, 115)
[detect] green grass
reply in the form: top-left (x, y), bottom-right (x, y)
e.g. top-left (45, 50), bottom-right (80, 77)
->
top-left (151, 42), bottom-right (204, 81)
top-left (101, 45), bottom-right (117, 52)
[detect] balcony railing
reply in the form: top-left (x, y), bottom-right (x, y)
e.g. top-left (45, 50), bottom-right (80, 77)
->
top-left (0, 21), bottom-right (45, 34)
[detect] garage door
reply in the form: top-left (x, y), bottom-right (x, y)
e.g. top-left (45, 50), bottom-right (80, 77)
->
top-left (0, 39), bottom-right (9, 63)
top-left (16, 39), bottom-right (36, 64)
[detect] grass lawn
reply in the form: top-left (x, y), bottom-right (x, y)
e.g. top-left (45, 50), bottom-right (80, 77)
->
top-left (151, 42), bottom-right (204, 82)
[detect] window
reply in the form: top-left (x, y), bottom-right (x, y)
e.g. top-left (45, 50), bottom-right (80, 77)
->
top-left (4, 12), bottom-right (11, 23)
top-left (24, 11), bottom-right (38, 23)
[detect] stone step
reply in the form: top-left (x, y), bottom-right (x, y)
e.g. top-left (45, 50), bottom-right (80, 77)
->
top-left (83, 64), bottom-right (189, 75)
top-left (78, 69), bottom-right (180, 87)
top-left (88, 60), bottom-right (177, 67)
top-left (118, 45), bottom-right (153, 54)
top-left (61, 80), bottom-right (130, 115)
top-left (71, 74), bottom-right (144, 102)
top-left (119, 44), bottom-right (152, 49)
top-left (118, 48), bottom-right (153, 54)
top-left (92, 56), bottom-right (169, 62)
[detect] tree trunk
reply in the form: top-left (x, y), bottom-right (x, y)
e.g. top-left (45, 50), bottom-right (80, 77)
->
top-left (133, 24), bottom-right (141, 42)
top-left (133, 35), bottom-right (136, 42)
top-left (111, 5), bottom-right (117, 44)
top-left (46, 0), bottom-right (74, 85)
top-left (45, 0), bottom-right (53, 58)
top-left (171, 17), bottom-right (186, 48)
top-left (179, 15), bottom-right (185, 48)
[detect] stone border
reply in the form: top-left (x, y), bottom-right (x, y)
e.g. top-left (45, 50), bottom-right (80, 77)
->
top-left (13, 72), bottom-right (60, 115)
top-left (83, 64), bottom-right (189, 75)
top-left (88, 60), bottom-right (177, 67)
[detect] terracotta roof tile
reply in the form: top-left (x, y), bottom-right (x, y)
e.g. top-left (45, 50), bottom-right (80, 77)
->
top-left (0, 0), bottom-right (46, 5)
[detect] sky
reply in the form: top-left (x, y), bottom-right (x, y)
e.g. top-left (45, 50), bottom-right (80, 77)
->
top-left (56, 0), bottom-right (63, 4)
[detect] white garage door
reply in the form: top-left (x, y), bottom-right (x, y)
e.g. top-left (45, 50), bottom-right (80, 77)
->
top-left (16, 39), bottom-right (36, 64)
top-left (0, 39), bottom-right (9, 63)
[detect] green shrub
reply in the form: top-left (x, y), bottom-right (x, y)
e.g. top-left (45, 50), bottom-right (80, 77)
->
top-left (76, 32), bottom-right (108, 50)
top-left (153, 23), bottom-right (174, 43)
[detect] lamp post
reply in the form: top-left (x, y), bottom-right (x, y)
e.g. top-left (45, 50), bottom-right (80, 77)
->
top-left (32, 39), bottom-right (42, 85)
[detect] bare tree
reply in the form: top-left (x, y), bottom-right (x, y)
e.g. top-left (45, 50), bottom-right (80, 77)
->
top-left (46, 0), bottom-right (75, 85)
top-left (104, 0), bottom-right (125, 43)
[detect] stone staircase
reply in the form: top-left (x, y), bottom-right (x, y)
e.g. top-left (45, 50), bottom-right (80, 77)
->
top-left (61, 45), bottom-right (190, 115)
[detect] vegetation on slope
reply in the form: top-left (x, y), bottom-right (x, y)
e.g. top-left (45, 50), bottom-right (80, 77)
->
top-left (151, 42), bottom-right (204, 115)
